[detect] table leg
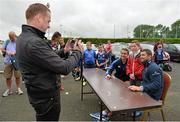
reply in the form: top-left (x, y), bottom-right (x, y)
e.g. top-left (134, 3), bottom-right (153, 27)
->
top-left (133, 111), bottom-right (136, 121)
top-left (100, 101), bottom-right (102, 121)
top-left (81, 77), bottom-right (83, 101)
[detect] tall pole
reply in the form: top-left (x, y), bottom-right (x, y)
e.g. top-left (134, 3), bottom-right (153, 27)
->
top-left (127, 25), bottom-right (129, 38)
top-left (153, 27), bottom-right (155, 38)
top-left (114, 24), bottom-right (115, 39)
top-left (140, 26), bottom-right (141, 38)
top-left (46, 3), bottom-right (50, 8)
top-left (60, 24), bottom-right (63, 36)
top-left (176, 25), bottom-right (178, 38)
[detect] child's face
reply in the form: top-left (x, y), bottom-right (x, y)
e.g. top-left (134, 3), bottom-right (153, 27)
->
top-left (86, 43), bottom-right (92, 50)
top-left (157, 44), bottom-right (163, 49)
top-left (130, 43), bottom-right (140, 52)
top-left (98, 46), bottom-right (103, 52)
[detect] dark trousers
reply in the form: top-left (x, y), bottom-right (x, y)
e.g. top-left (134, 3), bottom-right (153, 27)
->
top-left (30, 95), bottom-right (60, 121)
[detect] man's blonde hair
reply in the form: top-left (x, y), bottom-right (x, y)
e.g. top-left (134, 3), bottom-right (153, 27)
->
top-left (131, 40), bottom-right (140, 47)
top-left (26, 3), bottom-right (50, 20)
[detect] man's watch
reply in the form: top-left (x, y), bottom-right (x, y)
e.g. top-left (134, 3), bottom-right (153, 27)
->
top-left (140, 86), bottom-right (144, 91)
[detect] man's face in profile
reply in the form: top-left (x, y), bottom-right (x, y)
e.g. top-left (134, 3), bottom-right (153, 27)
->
top-left (140, 51), bottom-right (151, 64)
top-left (38, 11), bottom-right (51, 32)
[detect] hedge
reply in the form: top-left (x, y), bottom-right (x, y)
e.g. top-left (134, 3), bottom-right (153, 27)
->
top-left (64, 38), bottom-right (180, 44)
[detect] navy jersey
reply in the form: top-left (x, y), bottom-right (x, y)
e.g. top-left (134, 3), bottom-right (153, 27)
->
top-left (106, 58), bottom-right (129, 81)
top-left (96, 52), bottom-right (108, 68)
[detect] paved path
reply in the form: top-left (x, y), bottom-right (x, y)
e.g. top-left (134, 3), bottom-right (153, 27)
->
top-left (0, 58), bottom-right (179, 120)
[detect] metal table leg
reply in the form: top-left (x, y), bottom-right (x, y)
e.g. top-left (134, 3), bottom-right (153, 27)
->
top-left (81, 77), bottom-right (84, 101)
top-left (100, 101), bottom-right (103, 121)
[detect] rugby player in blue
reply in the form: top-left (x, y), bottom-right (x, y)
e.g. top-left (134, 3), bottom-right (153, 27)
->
top-left (106, 48), bottom-right (130, 81)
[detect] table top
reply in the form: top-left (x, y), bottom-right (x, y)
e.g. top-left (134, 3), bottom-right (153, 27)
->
top-left (83, 68), bottom-right (162, 112)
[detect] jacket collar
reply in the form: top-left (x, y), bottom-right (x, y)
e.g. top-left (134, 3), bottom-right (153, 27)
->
top-left (133, 49), bottom-right (141, 57)
top-left (22, 25), bottom-right (46, 39)
top-left (130, 49), bottom-right (141, 58)
top-left (144, 60), bottom-right (152, 67)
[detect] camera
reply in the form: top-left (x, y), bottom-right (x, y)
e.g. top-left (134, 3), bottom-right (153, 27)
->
top-left (70, 38), bottom-right (79, 48)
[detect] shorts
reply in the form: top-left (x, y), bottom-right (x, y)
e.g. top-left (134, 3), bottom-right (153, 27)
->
top-left (4, 64), bottom-right (21, 79)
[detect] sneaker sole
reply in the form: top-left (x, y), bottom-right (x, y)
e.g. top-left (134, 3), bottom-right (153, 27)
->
top-left (90, 113), bottom-right (109, 121)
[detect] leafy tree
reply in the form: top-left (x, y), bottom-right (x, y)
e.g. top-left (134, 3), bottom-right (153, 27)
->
top-left (134, 24), bottom-right (154, 38)
top-left (171, 19), bottom-right (180, 38)
top-left (134, 24), bottom-right (171, 38)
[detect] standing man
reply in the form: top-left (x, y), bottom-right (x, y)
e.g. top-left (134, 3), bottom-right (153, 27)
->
top-left (16, 3), bottom-right (83, 121)
top-left (126, 40), bottom-right (144, 86)
top-left (1, 31), bottom-right (23, 97)
top-left (49, 31), bottom-right (61, 51)
top-left (128, 49), bottom-right (164, 101)
top-left (49, 31), bottom-right (65, 91)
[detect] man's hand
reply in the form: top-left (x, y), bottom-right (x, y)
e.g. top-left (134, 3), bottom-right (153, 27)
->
top-left (129, 74), bottom-right (135, 80)
top-left (128, 85), bottom-right (141, 91)
top-left (105, 74), bottom-right (112, 80)
top-left (64, 39), bottom-right (72, 53)
top-left (73, 40), bottom-right (84, 53)
top-left (7, 51), bottom-right (15, 56)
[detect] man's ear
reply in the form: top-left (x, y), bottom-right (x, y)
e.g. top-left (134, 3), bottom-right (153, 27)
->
top-left (35, 14), bottom-right (42, 23)
top-left (149, 55), bottom-right (152, 60)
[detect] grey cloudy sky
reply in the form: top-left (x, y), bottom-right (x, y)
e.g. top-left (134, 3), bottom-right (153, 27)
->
top-left (0, 0), bottom-right (180, 40)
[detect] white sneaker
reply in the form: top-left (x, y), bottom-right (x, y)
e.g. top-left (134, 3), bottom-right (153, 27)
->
top-left (2, 89), bottom-right (13, 97)
top-left (75, 77), bottom-right (81, 81)
top-left (17, 88), bottom-right (23, 95)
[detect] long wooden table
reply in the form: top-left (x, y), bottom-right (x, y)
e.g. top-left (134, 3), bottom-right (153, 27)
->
top-left (81, 68), bottom-right (162, 121)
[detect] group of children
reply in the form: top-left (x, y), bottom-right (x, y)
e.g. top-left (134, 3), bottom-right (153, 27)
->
top-left (72, 41), bottom-right (111, 82)
top-left (84, 42), bottom-right (109, 69)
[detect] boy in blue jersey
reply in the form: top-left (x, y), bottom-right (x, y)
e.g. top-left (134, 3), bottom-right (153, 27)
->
top-left (84, 41), bottom-right (96, 68)
top-left (106, 48), bottom-right (130, 81)
top-left (82, 41), bottom-right (96, 86)
top-left (96, 44), bottom-right (108, 69)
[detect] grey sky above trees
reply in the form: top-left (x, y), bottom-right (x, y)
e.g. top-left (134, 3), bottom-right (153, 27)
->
top-left (0, 0), bottom-right (180, 40)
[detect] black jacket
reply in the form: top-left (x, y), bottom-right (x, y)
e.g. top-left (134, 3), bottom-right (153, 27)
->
top-left (16, 25), bottom-right (82, 99)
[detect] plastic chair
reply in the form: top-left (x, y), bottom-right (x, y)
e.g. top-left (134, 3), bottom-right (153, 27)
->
top-left (141, 72), bottom-right (171, 121)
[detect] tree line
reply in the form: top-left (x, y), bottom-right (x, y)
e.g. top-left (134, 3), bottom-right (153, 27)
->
top-left (134, 19), bottom-right (180, 38)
